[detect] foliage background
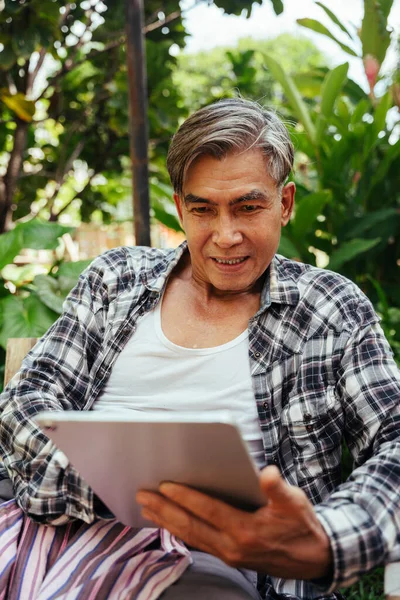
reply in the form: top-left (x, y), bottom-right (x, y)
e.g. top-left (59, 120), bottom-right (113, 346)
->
top-left (0, 1), bottom-right (399, 596)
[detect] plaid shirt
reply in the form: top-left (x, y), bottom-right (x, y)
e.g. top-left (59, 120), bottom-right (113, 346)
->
top-left (0, 242), bottom-right (399, 599)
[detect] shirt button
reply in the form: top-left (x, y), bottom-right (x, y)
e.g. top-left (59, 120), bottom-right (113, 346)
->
top-left (306, 424), bottom-right (313, 432)
top-left (254, 352), bottom-right (261, 359)
top-left (263, 401), bottom-right (268, 409)
top-left (304, 413), bottom-right (312, 422)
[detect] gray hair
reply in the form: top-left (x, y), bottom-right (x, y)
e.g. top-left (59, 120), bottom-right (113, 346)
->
top-left (167, 98), bottom-right (294, 195)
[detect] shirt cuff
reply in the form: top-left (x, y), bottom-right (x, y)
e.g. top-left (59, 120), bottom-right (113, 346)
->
top-left (315, 502), bottom-right (385, 592)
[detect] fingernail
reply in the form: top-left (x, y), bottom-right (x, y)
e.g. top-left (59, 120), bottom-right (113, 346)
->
top-left (159, 482), bottom-right (174, 494)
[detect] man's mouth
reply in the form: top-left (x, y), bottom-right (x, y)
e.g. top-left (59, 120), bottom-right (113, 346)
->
top-left (212, 257), bottom-right (248, 265)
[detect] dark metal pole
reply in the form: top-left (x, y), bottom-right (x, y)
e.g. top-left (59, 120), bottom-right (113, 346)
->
top-left (125, 0), bottom-right (151, 246)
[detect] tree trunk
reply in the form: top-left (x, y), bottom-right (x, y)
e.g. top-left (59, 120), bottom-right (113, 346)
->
top-left (0, 120), bottom-right (29, 233)
top-left (126, 0), bottom-right (151, 247)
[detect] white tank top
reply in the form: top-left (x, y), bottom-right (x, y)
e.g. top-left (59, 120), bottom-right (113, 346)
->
top-left (94, 300), bottom-right (265, 469)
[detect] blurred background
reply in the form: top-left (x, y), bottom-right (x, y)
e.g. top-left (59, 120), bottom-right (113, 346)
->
top-left (0, 0), bottom-right (399, 595)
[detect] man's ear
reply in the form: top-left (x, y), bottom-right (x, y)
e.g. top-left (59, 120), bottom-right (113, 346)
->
top-left (281, 182), bottom-right (295, 227)
top-left (173, 193), bottom-right (184, 228)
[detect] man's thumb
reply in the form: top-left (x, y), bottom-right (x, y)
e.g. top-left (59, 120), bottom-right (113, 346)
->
top-left (259, 465), bottom-right (296, 506)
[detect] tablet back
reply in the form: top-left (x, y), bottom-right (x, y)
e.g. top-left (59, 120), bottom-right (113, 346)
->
top-left (35, 412), bottom-right (266, 528)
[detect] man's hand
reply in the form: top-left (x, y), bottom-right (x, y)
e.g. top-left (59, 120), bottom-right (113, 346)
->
top-left (136, 466), bottom-right (332, 581)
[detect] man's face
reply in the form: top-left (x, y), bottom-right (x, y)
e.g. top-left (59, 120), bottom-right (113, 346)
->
top-left (174, 149), bottom-right (295, 295)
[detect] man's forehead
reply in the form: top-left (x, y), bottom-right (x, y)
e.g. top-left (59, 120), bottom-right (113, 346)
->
top-left (182, 188), bottom-right (275, 207)
top-left (182, 149), bottom-right (278, 193)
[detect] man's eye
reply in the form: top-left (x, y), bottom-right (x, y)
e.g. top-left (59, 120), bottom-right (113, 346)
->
top-left (241, 205), bottom-right (258, 212)
top-left (192, 207), bottom-right (210, 214)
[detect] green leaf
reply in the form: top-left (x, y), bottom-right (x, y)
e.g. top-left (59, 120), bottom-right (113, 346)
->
top-left (0, 294), bottom-right (58, 349)
top-left (270, 0), bottom-right (284, 15)
top-left (54, 260), bottom-right (92, 296)
top-left (351, 99), bottom-right (371, 124)
top-left (15, 220), bottom-right (74, 250)
top-left (320, 64), bottom-right (349, 119)
top-left (297, 19), bottom-right (359, 57)
top-left (0, 228), bottom-right (24, 270)
top-left (372, 91), bottom-right (392, 138)
top-left (328, 238), bottom-right (381, 271)
top-left (316, 63), bottom-right (349, 143)
top-left (291, 191), bottom-right (332, 241)
top-left (63, 61), bottom-right (102, 90)
top-left (56, 260), bottom-right (92, 280)
top-left (366, 275), bottom-right (389, 314)
top-left (278, 235), bottom-right (301, 259)
top-left (152, 201), bottom-right (182, 232)
top-left (345, 209), bottom-right (399, 239)
top-left (150, 181), bottom-right (182, 232)
top-left (34, 275), bottom-right (65, 314)
top-left (361, 0), bottom-right (393, 64)
top-left (0, 45), bottom-right (17, 70)
top-left (336, 98), bottom-right (350, 123)
top-left (263, 54), bottom-right (316, 145)
top-left (212, 0), bottom-right (263, 17)
top-left (292, 72), bottom-right (324, 98)
top-left (369, 138), bottom-right (400, 192)
top-left (0, 91), bottom-right (36, 122)
top-left (315, 2), bottom-right (354, 39)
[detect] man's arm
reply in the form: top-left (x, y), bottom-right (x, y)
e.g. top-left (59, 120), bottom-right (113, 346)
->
top-left (0, 254), bottom-right (112, 525)
top-left (314, 319), bottom-right (400, 590)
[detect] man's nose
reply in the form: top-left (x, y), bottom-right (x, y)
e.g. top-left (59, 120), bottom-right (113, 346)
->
top-left (212, 216), bottom-right (243, 247)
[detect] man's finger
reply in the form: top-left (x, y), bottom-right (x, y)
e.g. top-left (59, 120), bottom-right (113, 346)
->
top-left (158, 482), bottom-right (248, 530)
top-left (137, 490), bottom-right (232, 554)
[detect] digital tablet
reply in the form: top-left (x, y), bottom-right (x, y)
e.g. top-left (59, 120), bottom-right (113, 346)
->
top-left (35, 411), bottom-right (266, 528)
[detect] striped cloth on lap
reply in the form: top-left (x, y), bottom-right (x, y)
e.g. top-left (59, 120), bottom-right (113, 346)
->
top-left (0, 500), bottom-right (191, 600)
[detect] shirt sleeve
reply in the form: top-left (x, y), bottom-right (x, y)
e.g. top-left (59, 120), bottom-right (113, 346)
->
top-left (0, 255), bottom-right (116, 525)
top-left (314, 315), bottom-right (400, 591)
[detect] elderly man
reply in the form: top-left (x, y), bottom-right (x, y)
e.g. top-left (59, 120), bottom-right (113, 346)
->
top-left (0, 98), bottom-right (398, 600)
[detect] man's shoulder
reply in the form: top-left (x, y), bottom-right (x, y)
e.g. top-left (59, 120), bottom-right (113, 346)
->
top-left (274, 254), bottom-right (377, 330)
top-left (75, 244), bottom-right (184, 301)
top-left (90, 245), bottom-right (178, 272)
top-left (81, 245), bottom-right (182, 286)
top-left (275, 254), bottom-right (356, 292)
